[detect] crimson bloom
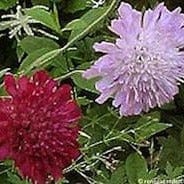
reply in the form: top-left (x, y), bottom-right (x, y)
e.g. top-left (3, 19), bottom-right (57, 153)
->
top-left (0, 71), bottom-right (81, 184)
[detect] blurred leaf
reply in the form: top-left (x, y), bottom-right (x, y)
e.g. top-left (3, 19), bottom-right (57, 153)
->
top-left (125, 153), bottom-right (148, 184)
top-left (77, 97), bottom-right (93, 106)
top-left (0, 68), bottom-right (10, 78)
top-left (108, 162), bottom-right (128, 184)
top-left (165, 162), bottom-right (173, 177)
top-left (32, 0), bottom-right (49, 6)
top-left (65, 0), bottom-right (87, 13)
top-left (21, 0), bottom-right (116, 74)
top-left (160, 101), bottom-right (176, 110)
top-left (180, 126), bottom-right (184, 145)
top-left (0, 0), bottom-right (16, 10)
top-left (7, 172), bottom-right (29, 184)
top-left (148, 0), bottom-right (159, 8)
top-left (159, 136), bottom-right (184, 167)
top-left (165, 162), bottom-right (184, 178)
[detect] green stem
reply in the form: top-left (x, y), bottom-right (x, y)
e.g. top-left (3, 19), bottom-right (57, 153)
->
top-left (81, 134), bottom-right (123, 151)
top-left (55, 70), bottom-right (84, 81)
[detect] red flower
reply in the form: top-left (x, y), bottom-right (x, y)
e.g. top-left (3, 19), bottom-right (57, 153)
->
top-left (0, 71), bottom-right (81, 184)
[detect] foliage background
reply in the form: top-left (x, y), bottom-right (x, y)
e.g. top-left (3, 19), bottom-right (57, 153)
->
top-left (0, 0), bottom-right (184, 184)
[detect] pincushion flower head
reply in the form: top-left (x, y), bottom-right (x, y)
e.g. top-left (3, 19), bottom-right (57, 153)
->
top-left (83, 2), bottom-right (184, 116)
top-left (0, 71), bottom-right (81, 184)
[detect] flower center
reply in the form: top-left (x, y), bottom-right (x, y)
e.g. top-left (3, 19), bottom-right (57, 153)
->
top-left (128, 44), bottom-right (163, 79)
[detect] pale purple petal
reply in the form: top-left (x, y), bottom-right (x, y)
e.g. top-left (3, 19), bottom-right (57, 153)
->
top-left (83, 2), bottom-right (184, 116)
top-left (93, 42), bottom-right (120, 53)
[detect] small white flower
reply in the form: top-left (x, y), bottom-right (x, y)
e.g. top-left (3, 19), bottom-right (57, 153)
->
top-left (0, 5), bottom-right (58, 40)
top-left (88, 0), bottom-right (105, 9)
top-left (1, 5), bottom-right (39, 39)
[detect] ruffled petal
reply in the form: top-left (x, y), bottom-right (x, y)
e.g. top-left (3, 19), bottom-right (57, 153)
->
top-left (4, 74), bottom-right (17, 97)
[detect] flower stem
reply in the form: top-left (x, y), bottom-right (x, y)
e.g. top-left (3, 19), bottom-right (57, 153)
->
top-left (55, 70), bottom-right (84, 81)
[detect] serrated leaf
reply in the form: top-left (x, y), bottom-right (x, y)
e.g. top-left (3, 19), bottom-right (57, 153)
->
top-left (125, 153), bottom-right (148, 184)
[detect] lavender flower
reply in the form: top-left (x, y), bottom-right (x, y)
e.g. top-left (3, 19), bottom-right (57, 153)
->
top-left (83, 2), bottom-right (184, 116)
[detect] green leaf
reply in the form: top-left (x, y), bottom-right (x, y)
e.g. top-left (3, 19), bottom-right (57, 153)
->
top-left (18, 48), bottom-right (51, 72)
top-left (71, 63), bottom-right (98, 93)
top-left (135, 112), bottom-right (172, 142)
top-left (65, 0), bottom-right (87, 13)
top-left (77, 97), bottom-right (93, 106)
top-left (160, 101), bottom-right (176, 110)
top-left (19, 0), bottom-right (116, 74)
top-left (72, 72), bottom-right (98, 93)
top-left (159, 136), bottom-right (184, 167)
top-left (108, 163), bottom-right (128, 184)
top-left (135, 122), bottom-right (172, 142)
top-left (25, 7), bottom-right (60, 32)
top-left (165, 162), bottom-right (184, 178)
top-left (19, 48), bottom-right (61, 74)
top-left (125, 153), bottom-right (148, 184)
top-left (8, 172), bottom-right (29, 184)
top-left (180, 126), bottom-right (184, 145)
top-left (165, 162), bottom-right (174, 177)
top-left (65, 6), bottom-right (109, 40)
top-left (19, 36), bottom-right (59, 54)
top-left (51, 3), bottom-right (60, 30)
top-left (32, 0), bottom-right (49, 6)
top-left (0, 0), bottom-right (16, 10)
top-left (0, 68), bottom-right (10, 78)
top-left (18, 36), bottom-right (67, 74)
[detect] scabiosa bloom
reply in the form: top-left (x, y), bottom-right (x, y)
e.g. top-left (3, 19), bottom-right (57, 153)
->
top-left (83, 2), bottom-right (184, 116)
top-left (0, 71), bottom-right (81, 184)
